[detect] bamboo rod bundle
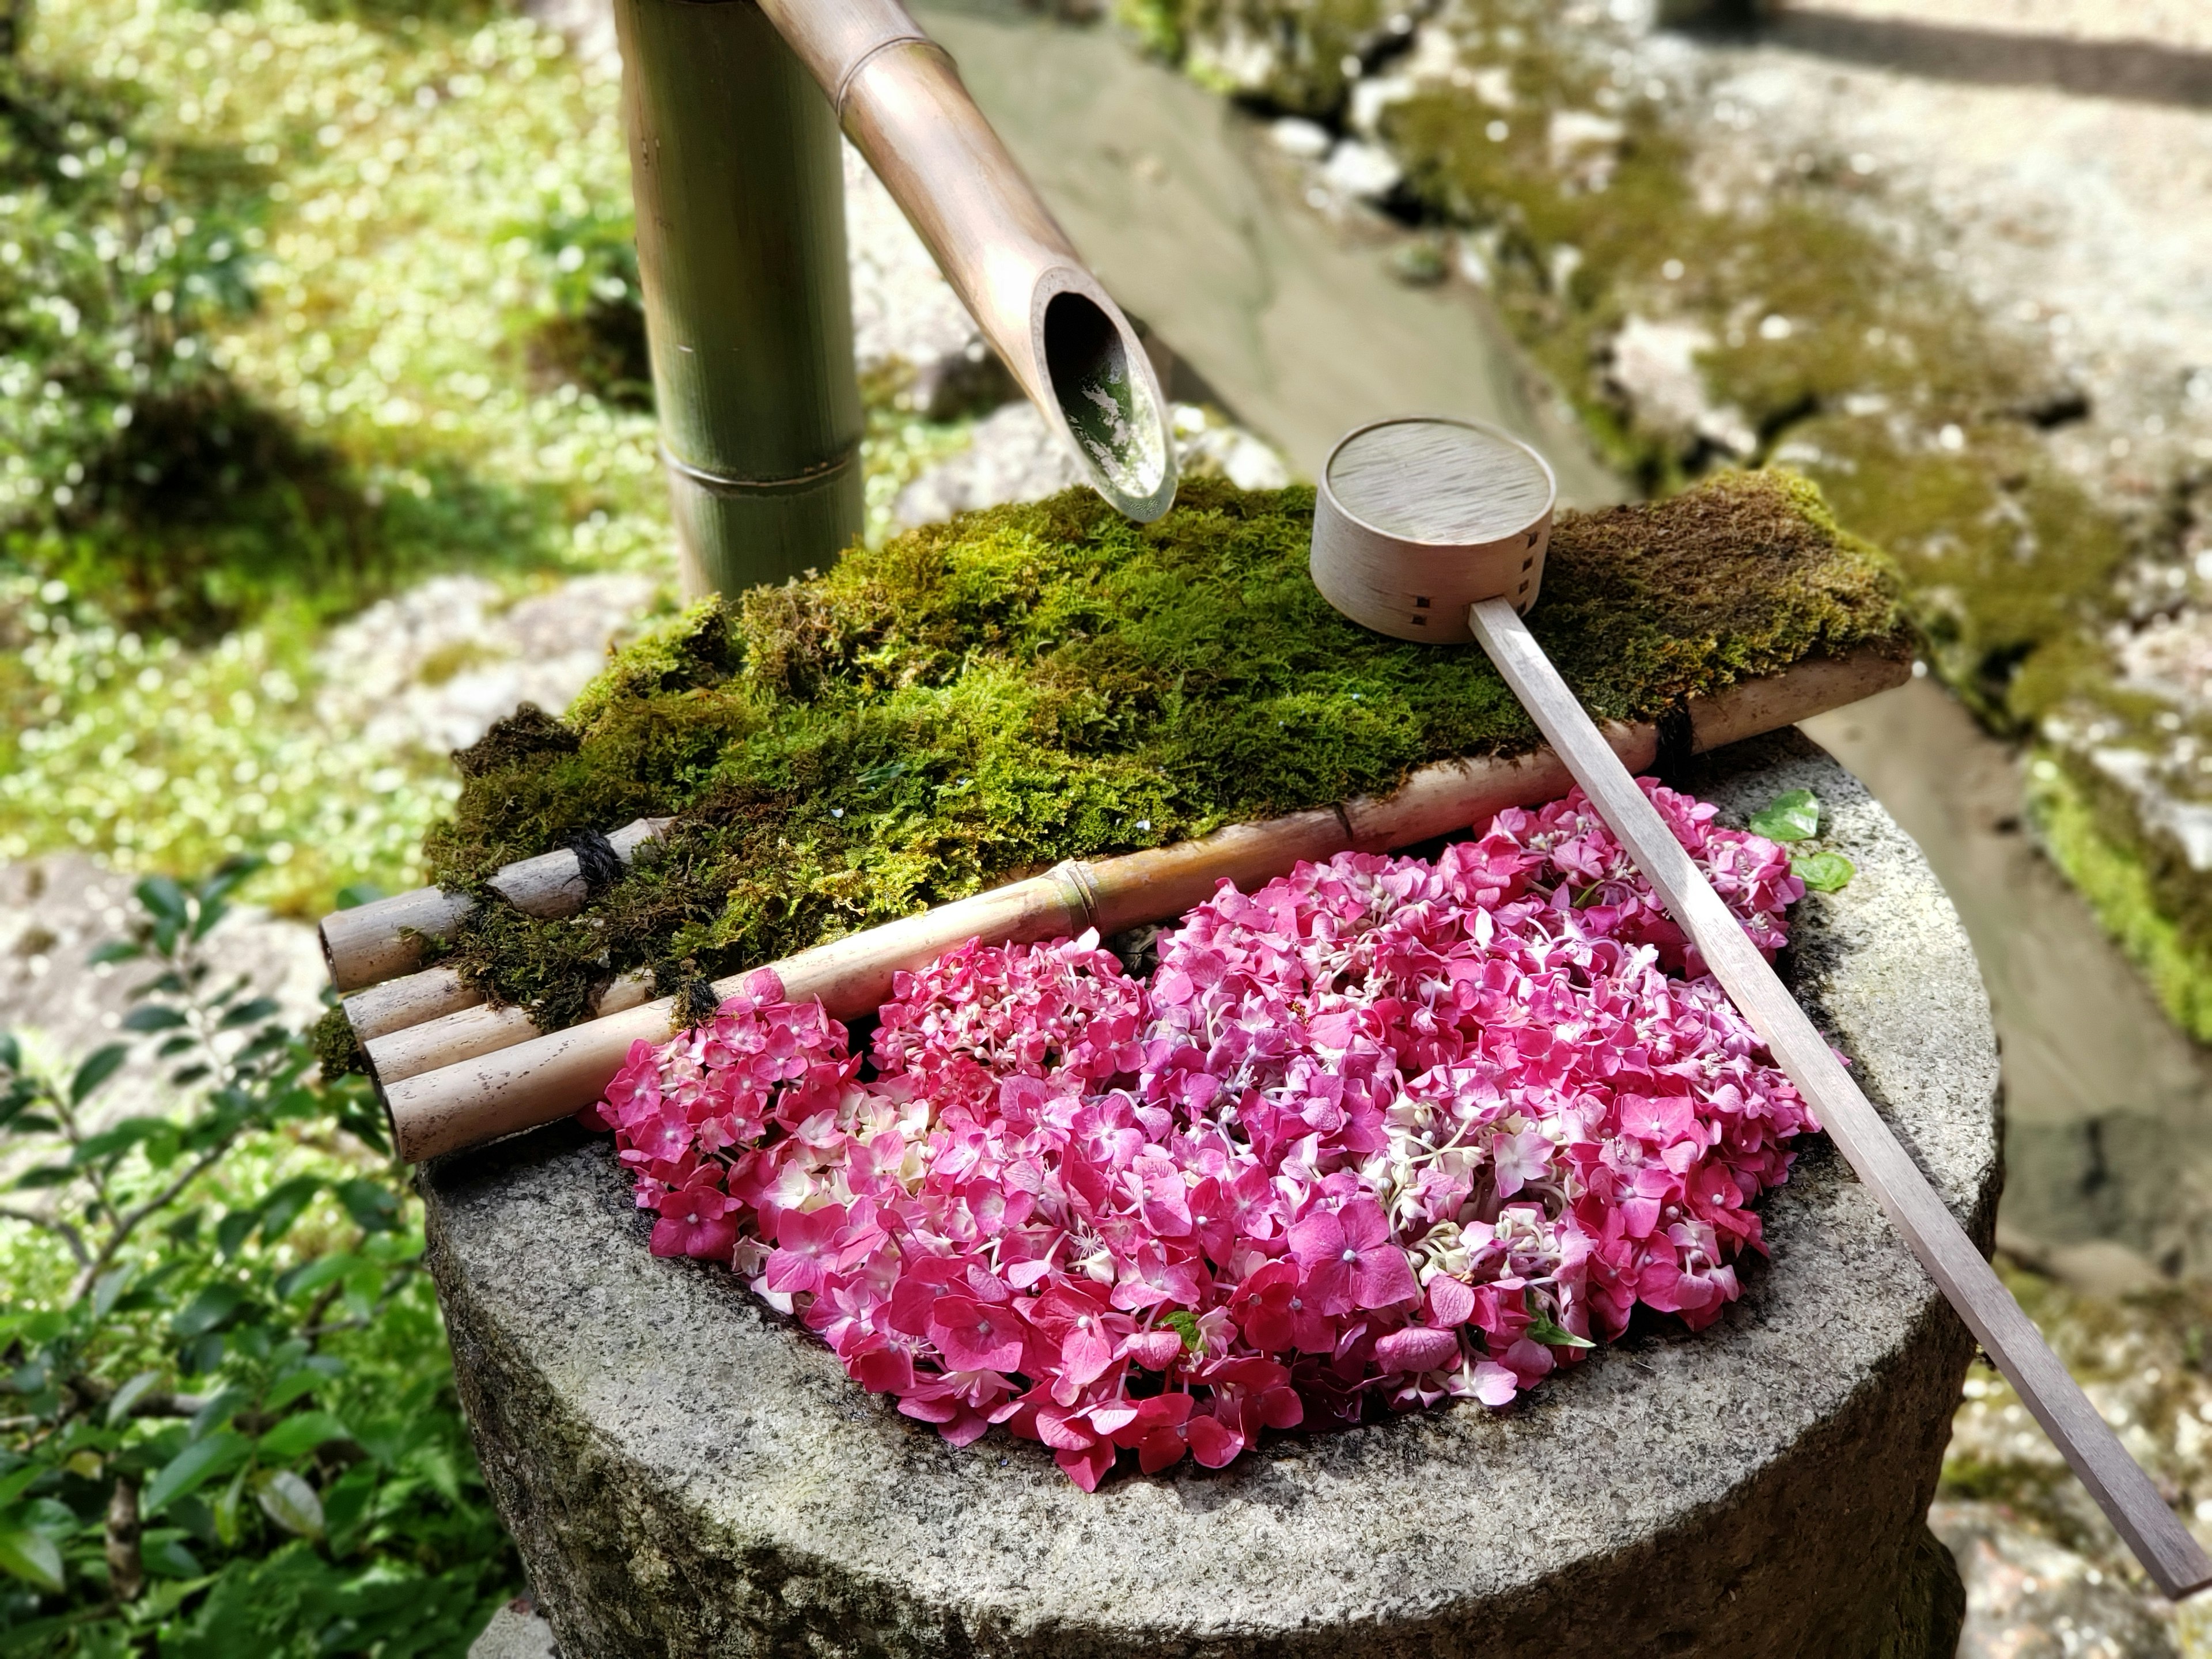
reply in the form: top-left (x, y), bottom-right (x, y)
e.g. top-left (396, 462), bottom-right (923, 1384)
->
top-left (328, 647), bottom-right (1907, 1163)
top-left (320, 817), bottom-right (670, 995)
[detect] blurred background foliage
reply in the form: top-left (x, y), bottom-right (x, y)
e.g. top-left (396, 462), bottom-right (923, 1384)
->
top-left (0, 866), bottom-right (518, 1654)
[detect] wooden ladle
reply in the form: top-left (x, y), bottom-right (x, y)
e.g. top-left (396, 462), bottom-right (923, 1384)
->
top-left (1309, 414), bottom-right (2212, 1600)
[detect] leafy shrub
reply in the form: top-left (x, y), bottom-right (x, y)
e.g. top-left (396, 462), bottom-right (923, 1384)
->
top-left (0, 863), bottom-right (518, 1655)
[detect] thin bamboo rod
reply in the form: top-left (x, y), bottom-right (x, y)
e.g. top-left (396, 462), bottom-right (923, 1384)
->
top-left (372, 646), bottom-right (1907, 1161)
top-left (319, 817), bottom-right (669, 994)
top-left (1469, 596), bottom-right (2212, 1601)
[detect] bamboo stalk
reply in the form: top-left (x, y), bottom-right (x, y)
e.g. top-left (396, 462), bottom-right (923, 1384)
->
top-left (370, 646), bottom-right (1908, 1162)
top-left (319, 817), bottom-right (669, 995)
top-left (618, 0), bottom-right (866, 597)
top-left (365, 970), bottom-right (656, 1086)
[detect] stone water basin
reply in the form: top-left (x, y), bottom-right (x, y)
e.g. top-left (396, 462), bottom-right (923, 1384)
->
top-left (422, 729), bottom-right (1999, 1658)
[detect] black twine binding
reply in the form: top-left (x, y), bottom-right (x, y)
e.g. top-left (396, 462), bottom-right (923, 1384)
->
top-left (566, 828), bottom-right (625, 895)
top-left (1654, 701), bottom-right (1695, 781)
top-left (654, 957), bottom-right (722, 1032)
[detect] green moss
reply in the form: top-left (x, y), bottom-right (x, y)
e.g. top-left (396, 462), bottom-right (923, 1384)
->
top-left (308, 1001), bottom-right (370, 1078)
top-left (425, 471), bottom-right (1905, 1029)
top-left (2028, 754), bottom-right (2212, 1044)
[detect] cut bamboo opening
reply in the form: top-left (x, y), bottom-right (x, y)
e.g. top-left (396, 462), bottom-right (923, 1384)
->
top-left (358, 646), bottom-right (1907, 1162)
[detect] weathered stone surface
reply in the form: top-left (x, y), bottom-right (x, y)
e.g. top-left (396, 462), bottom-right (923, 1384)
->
top-left (422, 730), bottom-right (2000, 1658)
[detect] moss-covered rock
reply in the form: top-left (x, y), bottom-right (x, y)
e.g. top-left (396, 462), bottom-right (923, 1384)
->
top-left (423, 471), bottom-right (1904, 1028)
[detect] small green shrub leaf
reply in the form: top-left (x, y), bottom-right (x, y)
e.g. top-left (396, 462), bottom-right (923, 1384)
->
top-left (253, 1470), bottom-right (324, 1539)
top-left (0, 1528), bottom-right (65, 1594)
top-left (107, 1369), bottom-right (162, 1426)
top-left (257, 1411), bottom-right (351, 1462)
top-left (1792, 851), bottom-right (1857, 892)
top-left (1748, 789), bottom-right (1821, 842)
top-left (143, 1430), bottom-right (249, 1515)
top-left (69, 1043), bottom-right (130, 1106)
top-left (172, 1283), bottom-right (247, 1340)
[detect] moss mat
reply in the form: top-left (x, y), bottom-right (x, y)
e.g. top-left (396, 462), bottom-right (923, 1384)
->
top-left (418, 471), bottom-right (1905, 1033)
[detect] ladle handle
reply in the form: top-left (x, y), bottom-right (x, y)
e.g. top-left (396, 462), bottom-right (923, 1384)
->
top-left (1468, 596), bottom-right (2212, 1601)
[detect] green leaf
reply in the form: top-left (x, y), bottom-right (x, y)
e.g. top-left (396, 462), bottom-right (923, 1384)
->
top-left (143, 1533), bottom-right (204, 1579)
top-left (275, 1254), bottom-right (358, 1302)
top-left (196, 857), bottom-right (264, 915)
top-left (135, 876), bottom-right (189, 925)
top-left (0, 1033), bottom-right (17, 1073)
top-left (334, 882), bottom-right (386, 911)
top-left (11, 1165), bottom-right (75, 1190)
top-left (257, 1411), bottom-right (350, 1462)
top-left (1525, 1312), bottom-right (1595, 1350)
top-left (143, 1430), bottom-right (249, 1514)
top-left (342, 1260), bottom-right (386, 1319)
top-left (335, 1179), bottom-right (399, 1234)
top-left (85, 940), bottom-right (142, 965)
top-left (106, 1370), bottom-right (161, 1427)
top-left (263, 1368), bottom-right (325, 1413)
top-left (1160, 1309), bottom-right (1201, 1351)
top-left (1747, 788), bottom-right (1821, 843)
top-left (69, 1043), bottom-right (128, 1107)
top-left (188, 896), bottom-right (230, 944)
top-left (253, 1470), bottom-right (324, 1539)
top-left (73, 1116), bottom-right (166, 1165)
top-left (92, 1264), bottom-right (138, 1319)
top-left (121, 1005), bottom-right (188, 1033)
top-left (190, 1387), bottom-right (249, 1440)
top-left (0, 1528), bottom-right (63, 1594)
top-left (172, 1283), bottom-right (247, 1340)
top-left (215, 1210), bottom-right (259, 1260)
top-left (256, 1176), bottom-right (323, 1247)
top-left (217, 998), bottom-right (281, 1032)
top-left (1792, 851), bottom-right (1857, 893)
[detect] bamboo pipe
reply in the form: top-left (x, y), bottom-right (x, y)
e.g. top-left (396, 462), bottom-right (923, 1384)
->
top-left (319, 817), bottom-right (670, 995)
top-left (754, 0), bottom-right (1176, 522)
top-left (373, 645), bottom-right (1907, 1161)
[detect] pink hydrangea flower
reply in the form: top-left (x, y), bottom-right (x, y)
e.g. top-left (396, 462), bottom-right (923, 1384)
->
top-left (585, 779), bottom-right (1815, 1487)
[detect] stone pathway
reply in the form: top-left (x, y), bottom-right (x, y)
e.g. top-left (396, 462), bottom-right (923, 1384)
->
top-left (309, 573), bottom-right (661, 761)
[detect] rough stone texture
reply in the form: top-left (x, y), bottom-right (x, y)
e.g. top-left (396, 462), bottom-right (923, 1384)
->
top-left (422, 730), bottom-right (1999, 1658)
top-left (469, 1596), bottom-right (562, 1659)
top-left (889, 402), bottom-right (1291, 533)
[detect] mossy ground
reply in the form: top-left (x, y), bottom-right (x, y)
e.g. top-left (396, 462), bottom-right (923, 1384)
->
top-left (1134, 0), bottom-right (2202, 1017)
top-left (2027, 753), bottom-right (2212, 1046)
top-left (424, 469), bottom-right (1903, 1031)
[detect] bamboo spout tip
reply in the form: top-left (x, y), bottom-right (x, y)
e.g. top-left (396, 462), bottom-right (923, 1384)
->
top-left (1032, 273), bottom-right (1177, 523)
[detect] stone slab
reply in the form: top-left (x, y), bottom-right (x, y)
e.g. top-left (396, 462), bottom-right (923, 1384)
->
top-left (422, 729), bottom-right (2001, 1658)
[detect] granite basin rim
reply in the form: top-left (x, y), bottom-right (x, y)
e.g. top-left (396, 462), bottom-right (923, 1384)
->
top-left (424, 730), bottom-right (2001, 1652)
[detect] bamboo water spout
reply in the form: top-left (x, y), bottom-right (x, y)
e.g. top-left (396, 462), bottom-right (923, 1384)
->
top-left (755, 0), bottom-right (1176, 523)
top-left (619, 0), bottom-right (1175, 594)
